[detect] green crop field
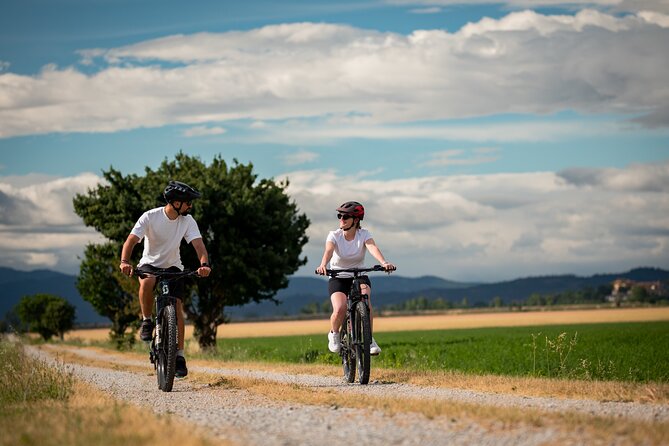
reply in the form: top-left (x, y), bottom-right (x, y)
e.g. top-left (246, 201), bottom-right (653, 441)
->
top-left (210, 321), bottom-right (669, 382)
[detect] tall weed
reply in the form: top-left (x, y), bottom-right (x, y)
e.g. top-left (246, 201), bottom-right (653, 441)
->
top-left (527, 331), bottom-right (629, 381)
top-left (528, 331), bottom-right (579, 378)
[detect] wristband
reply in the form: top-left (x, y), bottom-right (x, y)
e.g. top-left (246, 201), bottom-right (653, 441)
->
top-left (200, 262), bottom-right (210, 267)
top-left (121, 260), bottom-right (130, 264)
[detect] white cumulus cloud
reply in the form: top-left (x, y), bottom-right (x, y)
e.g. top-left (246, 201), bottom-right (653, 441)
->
top-left (0, 173), bottom-right (106, 272)
top-left (1, 9), bottom-right (668, 139)
top-left (182, 125), bottom-right (227, 137)
top-left (284, 160), bottom-right (669, 281)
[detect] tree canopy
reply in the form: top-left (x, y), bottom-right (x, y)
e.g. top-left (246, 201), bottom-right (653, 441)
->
top-left (15, 294), bottom-right (76, 341)
top-left (73, 153), bottom-right (310, 348)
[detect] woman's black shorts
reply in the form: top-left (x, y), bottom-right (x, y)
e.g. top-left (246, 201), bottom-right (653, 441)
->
top-left (328, 276), bottom-right (371, 296)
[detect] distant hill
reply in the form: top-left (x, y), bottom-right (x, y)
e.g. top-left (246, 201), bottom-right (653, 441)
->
top-left (1, 266), bottom-right (667, 324)
top-left (0, 267), bottom-right (107, 326)
top-left (225, 267), bottom-right (669, 319)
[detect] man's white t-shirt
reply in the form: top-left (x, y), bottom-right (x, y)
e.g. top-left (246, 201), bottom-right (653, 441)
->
top-left (131, 207), bottom-right (202, 270)
top-left (326, 228), bottom-right (373, 277)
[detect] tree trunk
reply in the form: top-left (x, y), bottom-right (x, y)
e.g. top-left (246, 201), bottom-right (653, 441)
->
top-left (109, 319), bottom-right (135, 349)
top-left (110, 319), bottom-right (126, 340)
top-left (194, 318), bottom-right (218, 352)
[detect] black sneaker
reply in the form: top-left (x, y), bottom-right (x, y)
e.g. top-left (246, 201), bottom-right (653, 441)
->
top-left (139, 318), bottom-right (154, 342)
top-left (175, 355), bottom-right (188, 378)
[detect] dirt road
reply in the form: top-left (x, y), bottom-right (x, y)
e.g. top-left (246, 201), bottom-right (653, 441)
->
top-left (31, 344), bottom-right (669, 446)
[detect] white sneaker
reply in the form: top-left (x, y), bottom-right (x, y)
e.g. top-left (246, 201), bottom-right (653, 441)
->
top-left (328, 331), bottom-right (341, 353)
top-left (370, 337), bottom-right (381, 355)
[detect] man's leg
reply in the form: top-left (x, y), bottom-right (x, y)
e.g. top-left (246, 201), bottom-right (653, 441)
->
top-left (138, 276), bottom-right (156, 341)
top-left (175, 298), bottom-right (188, 378)
top-left (138, 276), bottom-right (156, 318)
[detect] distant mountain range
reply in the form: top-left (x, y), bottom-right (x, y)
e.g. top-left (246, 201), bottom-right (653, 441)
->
top-left (0, 267), bottom-right (107, 326)
top-left (2, 266), bottom-right (668, 325)
top-left (226, 267), bottom-right (669, 319)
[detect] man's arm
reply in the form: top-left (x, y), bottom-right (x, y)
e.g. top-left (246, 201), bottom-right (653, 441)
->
top-left (191, 238), bottom-right (211, 277)
top-left (120, 234), bottom-right (140, 276)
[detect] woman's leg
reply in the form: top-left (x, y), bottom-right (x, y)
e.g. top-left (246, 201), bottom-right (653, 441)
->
top-left (361, 283), bottom-right (381, 354)
top-left (330, 291), bottom-right (347, 332)
top-left (361, 283), bottom-right (373, 331)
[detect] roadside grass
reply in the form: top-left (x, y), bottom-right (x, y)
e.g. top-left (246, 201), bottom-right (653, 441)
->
top-left (203, 321), bottom-right (669, 383)
top-left (0, 338), bottom-right (221, 446)
top-left (0, 337), bottom-right (74, 404)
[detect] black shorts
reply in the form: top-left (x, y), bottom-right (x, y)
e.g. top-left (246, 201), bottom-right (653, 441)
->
top-left (137, 265), bottom-right (186, 299)
top-left (328, 275), bottom-right (371, 296)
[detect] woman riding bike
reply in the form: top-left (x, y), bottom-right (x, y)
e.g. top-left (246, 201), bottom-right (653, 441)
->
top-left (316, 201), bottom-right (396, 355)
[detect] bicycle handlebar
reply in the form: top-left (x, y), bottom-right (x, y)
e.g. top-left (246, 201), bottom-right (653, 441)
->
top-left (135, 267), bottom-right (201, 281)
top-left (317, 264), bottom-right (393, 277)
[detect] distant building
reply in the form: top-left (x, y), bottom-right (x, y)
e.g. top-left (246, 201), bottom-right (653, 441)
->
top-left (609, 279), bottom-right (667, 303)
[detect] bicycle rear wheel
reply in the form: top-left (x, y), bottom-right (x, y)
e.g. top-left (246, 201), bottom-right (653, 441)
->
top-left (354, 301), bottom-right (371, 384)
top-left (156, 304), bottom-right (178, 392)
top-left (340, 313), bottom-right (356, 383)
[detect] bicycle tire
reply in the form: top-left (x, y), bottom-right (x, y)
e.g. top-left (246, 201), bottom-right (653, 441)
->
top-left (341, 313), bottom-right (356, 383)
top-left (354, 301), bottom-right (371, 384)
top-left (157, 304), bottom-right (178, 392)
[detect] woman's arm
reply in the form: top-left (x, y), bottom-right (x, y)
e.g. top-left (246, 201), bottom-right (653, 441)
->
top-left (316, 241), bottom-right (336, 275)
top-left (365, 238), bottom-right (396, 271)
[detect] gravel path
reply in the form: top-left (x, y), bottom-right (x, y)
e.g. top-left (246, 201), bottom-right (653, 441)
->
top-left (29, 346), bottom-right (669, 446)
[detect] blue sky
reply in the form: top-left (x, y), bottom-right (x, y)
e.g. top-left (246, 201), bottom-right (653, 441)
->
top-left (1, 0), bottom-right (668, 281)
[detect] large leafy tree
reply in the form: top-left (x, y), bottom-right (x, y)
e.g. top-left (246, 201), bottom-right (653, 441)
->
top-left (73, 153), bottom-right (310, 349)
top-left (15, 294), bottom-right (76, 341)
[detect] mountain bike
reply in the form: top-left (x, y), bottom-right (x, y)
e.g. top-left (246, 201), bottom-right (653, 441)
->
top-left (136, 267), bottom-right (198, 392)
top-left (322, 265), bottom-right (390, 385)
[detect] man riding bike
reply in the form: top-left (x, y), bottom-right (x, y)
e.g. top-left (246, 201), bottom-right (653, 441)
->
top-left (119, 180), bottom-right (211, 378)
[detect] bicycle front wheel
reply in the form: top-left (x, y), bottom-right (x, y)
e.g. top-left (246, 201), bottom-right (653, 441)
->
top-left (354, 301), bottom-right (371, 384)
top-left (340, 313), bottom-right (356, 383)
top-left (156, 305), bottom-right (178, 392)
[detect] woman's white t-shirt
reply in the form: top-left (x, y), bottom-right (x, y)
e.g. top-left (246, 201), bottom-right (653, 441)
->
top-left (131, 207), bottom-right (202, 270)
top-left (326, 228), bottom-right (373, 277)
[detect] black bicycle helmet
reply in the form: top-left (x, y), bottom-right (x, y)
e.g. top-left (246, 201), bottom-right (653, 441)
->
top-left (163, 180), bottom-right (201, 203)
top-left (336, 201), bottom-right (364, 220)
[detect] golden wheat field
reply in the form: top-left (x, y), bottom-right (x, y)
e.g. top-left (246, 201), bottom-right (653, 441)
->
top-left (66, 306), bottom-right (669, 342)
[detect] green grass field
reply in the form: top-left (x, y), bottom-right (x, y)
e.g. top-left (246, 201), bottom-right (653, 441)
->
top-left (208, 321), bottom-right (669, 382)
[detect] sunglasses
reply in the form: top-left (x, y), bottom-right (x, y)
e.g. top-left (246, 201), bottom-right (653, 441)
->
top-left (337, 214), bottom-right (353, 220)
